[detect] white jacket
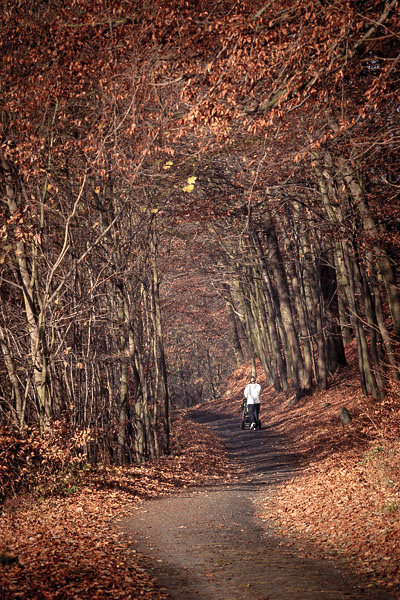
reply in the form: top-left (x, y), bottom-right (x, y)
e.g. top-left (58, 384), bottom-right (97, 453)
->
top-left (244, 382), bottom-right (261, 405)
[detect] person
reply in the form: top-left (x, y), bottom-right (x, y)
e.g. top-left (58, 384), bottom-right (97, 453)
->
top-left (244, 375), bottom-right (261, 430)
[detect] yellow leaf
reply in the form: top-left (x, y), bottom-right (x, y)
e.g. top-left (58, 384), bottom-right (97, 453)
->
top-left (182, 184), bottom-right (195, 192)
top-left (163, 161), bottom-right (173, 170)
top-left (187, 176), bottom-right (197, 185)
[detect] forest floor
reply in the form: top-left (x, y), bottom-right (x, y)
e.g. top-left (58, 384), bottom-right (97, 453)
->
top-left (204, 349), bottom-right (400, 598)
top-left (1, 345), bottom-right (400, 599)
top-left (122, 406), bottom-right (393, 600)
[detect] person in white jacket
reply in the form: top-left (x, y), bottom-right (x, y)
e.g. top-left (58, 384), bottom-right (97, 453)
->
top-left (244, 375), bottom-right (261, 430)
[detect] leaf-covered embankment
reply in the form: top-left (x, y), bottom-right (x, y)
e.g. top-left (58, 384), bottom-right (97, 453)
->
top-left (215, 346), bottom-right (400, 596)
top-left (0, 418), bottom-right (229, 600)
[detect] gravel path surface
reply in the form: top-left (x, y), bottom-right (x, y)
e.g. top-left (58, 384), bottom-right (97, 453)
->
top-left (121, 409), bottom-right (389, 599)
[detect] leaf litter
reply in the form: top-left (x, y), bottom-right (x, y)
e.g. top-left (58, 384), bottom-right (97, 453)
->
top-left (213, 343), bottom-right (400, 598)
top-left (0, 419), bottom-right (229, 599)
top-left (1, 342), bottom-right (400, 598)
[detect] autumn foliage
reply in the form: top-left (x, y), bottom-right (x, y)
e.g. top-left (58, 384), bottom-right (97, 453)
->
top-left (1, 2), bottom-right (400, 595)
top-left (0, 422), bottom-right (95, 502)
top-left (1, 0), bottom-right (400, 461)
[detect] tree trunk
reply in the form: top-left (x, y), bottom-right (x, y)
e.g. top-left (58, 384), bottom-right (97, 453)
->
top-left (276, 215), bottom-right (314, 393)
top-left (342, 243), bottom-right (381, 399)
top-left (236, 275), bottom-right (258, 376)
top-left (339, 156), bottom-right (400, 337)
top-left (222, 284), bottom-right (244, 366)
top-left (259, 221), bottom-right (304, 397)
top-left (1, 151), bottom-right (51, 430)
top-left (318, 251), bottom-right (347, 372)
top-left (0, 326), bottom-right (24, 426)
top-left (150, 220), bottom-right (170, 454)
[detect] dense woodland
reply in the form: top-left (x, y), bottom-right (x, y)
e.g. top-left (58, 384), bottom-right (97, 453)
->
top-left (1, 0), bottom-right (399, 467)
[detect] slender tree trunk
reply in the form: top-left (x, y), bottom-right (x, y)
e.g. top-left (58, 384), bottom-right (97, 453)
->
top-left (355, 256), bottom-right (386, 392)
top-left (0, 326), bottom-right (24, 426)
top-left (206, 348), bottom-right (217, 399)
top-left (319, 251), bottom-right (347, 372)
top-left (234, 274), bottom-right (257, 375)
top-left (253, 274), bottom-right (279, 387)
top-left (257, 259), bottom-right (288, 391)
top-left (222, 284), bottom-right (244, 366)
top-left (150, 221), bottom-right (170, 454)
top-left (342, 243), bottom-right (381, 399)
top-left (1, 151), bottom-right (51, 430)
top-left (367, 276), bottom-right (400, 382)
top-left (339, 156), bottom-right (400, 337)
top-left (259, 221), bottom-right (304, 397)
top-left (276, 215), bottom-right (314, 392)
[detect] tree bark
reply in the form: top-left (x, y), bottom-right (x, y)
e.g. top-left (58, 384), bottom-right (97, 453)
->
top-left (339, 157), bottom-right (400, 337)
top-left (150, 219), bottom-right (170, 454)
top-left (0, 326), bottom-right (24, 426)
top-left (222, 283), bottom-right (244, 366)
top-left (258, 220), bottom-right (304, 397)
top-left (1, 151), bottom-right (51, 430)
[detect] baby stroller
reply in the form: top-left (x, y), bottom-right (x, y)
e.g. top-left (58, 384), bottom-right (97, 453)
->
top-left (241, 399), bottom-right (261, 430)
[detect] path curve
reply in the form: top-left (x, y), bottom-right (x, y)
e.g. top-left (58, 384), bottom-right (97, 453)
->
top-left (121, 409), bottom-right (389, 599)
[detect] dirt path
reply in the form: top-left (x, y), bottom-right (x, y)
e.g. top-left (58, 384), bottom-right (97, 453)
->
top-left (121, 409), bottom-right (389, 599)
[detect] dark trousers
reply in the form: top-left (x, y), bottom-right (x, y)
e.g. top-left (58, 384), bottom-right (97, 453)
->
top-left (248, 403), bottom-right (260, 427)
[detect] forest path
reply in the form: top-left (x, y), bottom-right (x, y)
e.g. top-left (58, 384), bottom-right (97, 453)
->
top-left (121, 409), bottom-right (388, 600)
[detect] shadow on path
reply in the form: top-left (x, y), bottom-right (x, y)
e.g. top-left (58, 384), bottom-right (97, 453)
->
top-left (188, 408), bottom-right (303, 485)
top-left (121, 407), bottom-right (390, 600)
